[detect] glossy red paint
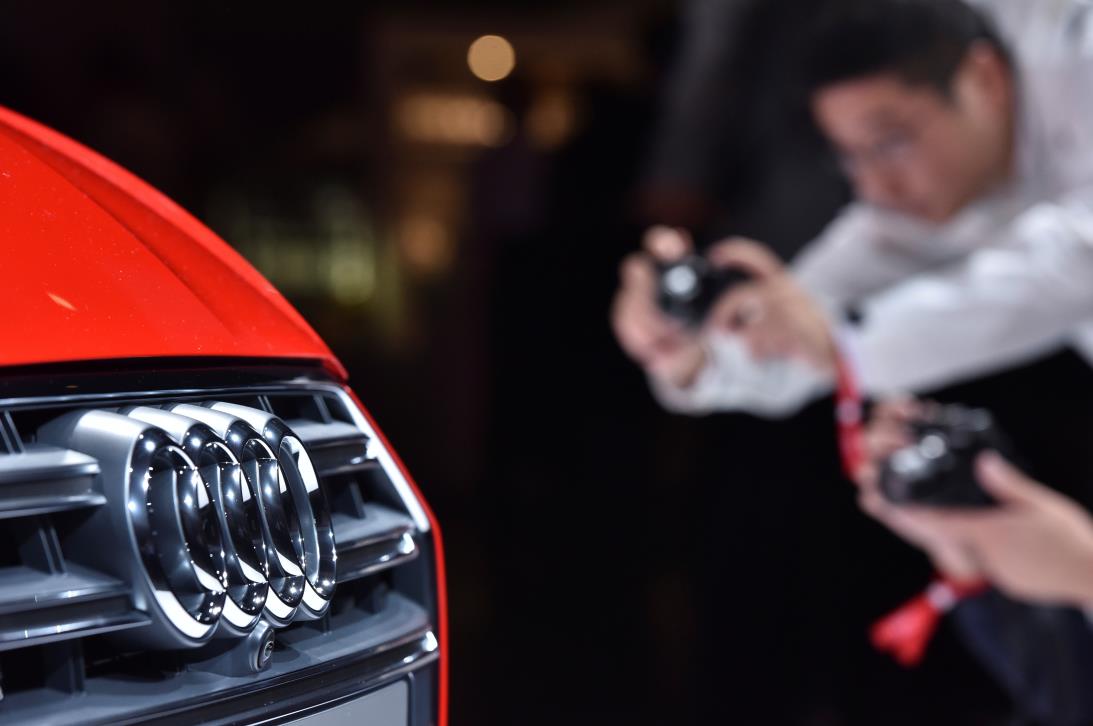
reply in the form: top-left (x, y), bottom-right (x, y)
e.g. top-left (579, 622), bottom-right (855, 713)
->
top-left (0, 105), bottom-right (346, 379)
top-left (0, 105), bottom-right (445, 723)
top-left (344, 385), bottom-right (449, 726)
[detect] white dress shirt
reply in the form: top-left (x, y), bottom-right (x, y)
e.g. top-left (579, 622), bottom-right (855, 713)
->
top-left (653, 0), bottom-right (1093, 417)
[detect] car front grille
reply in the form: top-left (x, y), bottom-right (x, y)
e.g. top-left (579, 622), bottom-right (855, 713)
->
top-left (0, 376), bottom-right (440, 725)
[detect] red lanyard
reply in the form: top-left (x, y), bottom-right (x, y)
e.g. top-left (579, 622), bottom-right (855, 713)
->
top-left (833, 358), bottom-right (987, 666)
top-left (834, 358), bottom-right (867, 480)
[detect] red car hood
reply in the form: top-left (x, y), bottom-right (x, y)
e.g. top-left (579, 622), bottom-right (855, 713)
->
top-left (0, 105), bottom-right (345, 378)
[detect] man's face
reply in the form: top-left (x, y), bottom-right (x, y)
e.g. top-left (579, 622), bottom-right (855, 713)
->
top-left (811, 49), bottom-right (1013, 223)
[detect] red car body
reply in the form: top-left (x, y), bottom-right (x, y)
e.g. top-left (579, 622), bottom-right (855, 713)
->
top-left (0, 105), bottom-right (447, 726)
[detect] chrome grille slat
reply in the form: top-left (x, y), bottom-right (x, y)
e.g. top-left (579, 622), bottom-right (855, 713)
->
top-left (0, 564), bottom-right (130, 613)
top-left (0, 564), bottom-right (151, 651)
top-left (0, 445), bottom-right (103, 519)
top-left (286, 419), bottom-right (373, 478)
top-left (2, 595), bottom-right (437, 726)
top-left (330, 506), bottom-right (419, 582)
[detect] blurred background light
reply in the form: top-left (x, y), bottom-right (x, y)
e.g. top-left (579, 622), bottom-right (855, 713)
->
top-left (398, 213), bottom-right (454, 276)
top-left (467, 34), bottom-right (516, 82)
top-left (394, 91), bottom-right (512, 147)
top-left (525, 88), bottom-right (579, 149)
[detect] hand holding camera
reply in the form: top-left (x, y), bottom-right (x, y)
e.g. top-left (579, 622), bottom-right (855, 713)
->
top-left (857, 400), bottom-right (1093, 607)
top-left (656, 254), bottom-right (751, 327)
top-left (612, 226), bottom-right (840, 387)
top-left (857, 400), bottom-right (1010, 585)
top-left (878, 404), bottom-right (1010, 508)
top-left (610, 227), bottom-right (723, 388)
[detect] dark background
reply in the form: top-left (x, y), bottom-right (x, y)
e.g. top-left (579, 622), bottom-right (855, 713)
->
top-left (0, 2), bottom-right (1013, 723)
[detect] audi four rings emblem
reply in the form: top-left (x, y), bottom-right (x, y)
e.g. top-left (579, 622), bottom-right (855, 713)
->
top-left (37, 401), bottom-right (338, 649)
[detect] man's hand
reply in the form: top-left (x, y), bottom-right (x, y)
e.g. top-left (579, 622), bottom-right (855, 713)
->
top-left (612, 231), bottom-right (838, 386)
top-left (892, 454), bottom-right (1093, 608)
top-left (853, 398), bottom-right (921, 490)
top-left (856, 399), bottom-right (983, 582)
top-left (860, 486), bottom-right (985, 583)
top-left (704, 239), bottom-right (839, 375)
top-left (611, 227), bottom-right (707, 388)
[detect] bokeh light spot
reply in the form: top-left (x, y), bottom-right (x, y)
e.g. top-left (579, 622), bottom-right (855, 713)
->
top-left (467, 35), bottom-right (515, 82)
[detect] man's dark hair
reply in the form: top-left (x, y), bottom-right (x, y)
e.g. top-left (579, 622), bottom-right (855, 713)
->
top-left (801, 0), bottom-right (1011, 96)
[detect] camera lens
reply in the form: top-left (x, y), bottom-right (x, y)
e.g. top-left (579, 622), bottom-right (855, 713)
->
top-left (663, 264), bottom-right (700, 300)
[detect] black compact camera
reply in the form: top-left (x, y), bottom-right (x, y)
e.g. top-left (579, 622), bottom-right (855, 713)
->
top-left (656, 255), bottom-right (750, 327)
top-left (879, 404), bottom-right (1012, 508)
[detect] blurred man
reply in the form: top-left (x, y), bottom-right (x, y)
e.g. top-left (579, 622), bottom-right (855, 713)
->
top-left (612, 0), bottom-right (1093, 722)
top-left (613, 0), bottom-right (1093, 416)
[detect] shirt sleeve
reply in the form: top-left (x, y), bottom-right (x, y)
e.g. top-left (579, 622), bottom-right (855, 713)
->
top-left (647, 205), bottom-right (889, 418)
top-left (848, 192), bottom-right (1093, 396)
top-left (968, 0), bottom-right (1093, 65)
top-left (648, 334), bottom-right (834, 418)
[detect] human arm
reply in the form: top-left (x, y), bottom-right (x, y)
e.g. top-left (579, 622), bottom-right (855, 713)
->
top-left (711, 193), bottom-right (1093, 397)
top-left (611, 227), bottom-right (835, 418)
top-left (885, 452), bottom-right (1093, 609)
top-left (844, 195), bottom-right (1093, 395)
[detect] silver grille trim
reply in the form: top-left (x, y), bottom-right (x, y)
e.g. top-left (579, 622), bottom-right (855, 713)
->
top-left (210, 402), bottom-right (337, 620)
top-left (167, 403), bottom-right (331, 628)
top-left (323, 387), bottom-right (432, 533)
top-left (0, 564), bottom-right (151, 651)
top-left (0, 381), bottom-right (439, 726)
top-left (25, 402), bottom-right (339, 645)
top-left (37, 411), bottom-right (228, 648)
top-left (124, 407), bottom-right (269, 635)
top-left (0, 445), bottom-right (104, 518)
top-left (332, 506), bottom-right (419, 583)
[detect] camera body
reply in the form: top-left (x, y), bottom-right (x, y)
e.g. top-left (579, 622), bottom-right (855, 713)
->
top-left (879, 404), bottom-right (1009, 508)
top-left (657, 255), bottom-right (749, 327)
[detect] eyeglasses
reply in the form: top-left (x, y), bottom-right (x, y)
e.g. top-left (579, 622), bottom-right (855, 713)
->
top-left (836, 129), bottom-right (919, 178)
top-left (832, 105), bottom-right (943, 179)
